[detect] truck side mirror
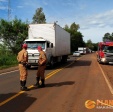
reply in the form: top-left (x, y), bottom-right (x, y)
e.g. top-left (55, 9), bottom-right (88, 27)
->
top-left (51, 43), bottom-right (53, 48)
top-left (47, 42), bottom-right (50, 48)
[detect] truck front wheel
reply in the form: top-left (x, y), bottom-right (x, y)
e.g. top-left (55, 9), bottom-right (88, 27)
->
top-left (49, 57), bottom-right (54, 68)
top-left (27, 64), bottom-right (31, 69)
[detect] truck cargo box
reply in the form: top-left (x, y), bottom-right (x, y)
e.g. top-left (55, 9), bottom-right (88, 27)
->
top-left (28, 24), bottom-right (70, 56)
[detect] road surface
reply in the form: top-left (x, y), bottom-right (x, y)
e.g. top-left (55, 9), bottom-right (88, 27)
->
top-left (1, 53), bottom-right (113, 112)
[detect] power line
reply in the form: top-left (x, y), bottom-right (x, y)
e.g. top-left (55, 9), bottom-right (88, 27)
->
top-left (8, 0), bottom-right (11, 21)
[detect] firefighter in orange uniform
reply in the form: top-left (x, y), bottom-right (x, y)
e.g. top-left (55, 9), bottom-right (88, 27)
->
top-left (17, 44), bottom-right (28, 91)
top-left (34, 46), bottom-right (47, 88)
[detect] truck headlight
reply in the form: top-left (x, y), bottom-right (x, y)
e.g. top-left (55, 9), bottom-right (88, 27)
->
top-left (101, 58), bottom-right (106, 62)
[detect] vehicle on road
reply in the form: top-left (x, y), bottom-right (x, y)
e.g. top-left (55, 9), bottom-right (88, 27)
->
top-left (97, 41), bottom-right (113, 64)
top-left (78, 47), bottom-right (87, 54)
top-left (24, 23), bottom-right (70, 68)
top-left (73, 51), bottom-right (81, 57)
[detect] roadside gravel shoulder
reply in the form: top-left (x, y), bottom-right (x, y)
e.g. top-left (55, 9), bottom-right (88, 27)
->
top-left (0, 66), bottom-right (18, 74)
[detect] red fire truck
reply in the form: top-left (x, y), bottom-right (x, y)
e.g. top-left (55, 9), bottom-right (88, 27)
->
top-left (97, 42), bottom-right (113, 64)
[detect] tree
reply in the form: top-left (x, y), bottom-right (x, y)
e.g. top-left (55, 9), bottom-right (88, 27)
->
top-left (32, 7), bottom-right (46, 24)
top-left (64, 24), bottom-right (70, 32)
top-left (0, 43), bottom-right (8, 55)
top-left (92, 43), bottom-right (98, 51)
top-left (0, 18), bottom-right (28, 54)
top-left (71, 32), bottom-right (85, 51)
top-left (64, 22), bottom-right (85, 52)
top-left (86, 39), bottom-right (94, 50)
top-left (70, 22), bottom-right (80, 32)
top-left (103, 32), bottom-right (113, 42)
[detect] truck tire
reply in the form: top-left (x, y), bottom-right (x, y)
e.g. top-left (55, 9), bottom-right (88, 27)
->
top-left (27, 64), bottom-right (31, 69)
top-left (49, 57), bottom-right (54, 68)
top-left (62, 55), bottom-right (68, 63)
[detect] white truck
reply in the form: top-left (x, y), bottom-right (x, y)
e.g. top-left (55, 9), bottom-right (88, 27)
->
top-left (24, 23), bottom-right (70, 68)
top-left (78, 47), bottom-right (87, 54)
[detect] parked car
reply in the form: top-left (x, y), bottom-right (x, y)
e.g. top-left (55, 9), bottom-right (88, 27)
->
top-left (73, 51), bottom-right (81, 57)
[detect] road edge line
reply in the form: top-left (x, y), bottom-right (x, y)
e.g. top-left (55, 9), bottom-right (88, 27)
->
top-left (0, 70), bottom-right (19, 76)
top-left (97, 62), bottom-right (113, 95)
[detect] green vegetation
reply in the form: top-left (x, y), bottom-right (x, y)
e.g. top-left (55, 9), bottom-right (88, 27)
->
top-left (32, 7), bottom-right (46, 24)
top-left (64, 22), bottom-right (85, 52)
top-left (103, 33), bottom-right (113, 42)
top-left (0, 7), bottom-right (46, 69)
top-left (0, 18), bottom-right (28, 54)
top-left (86, 39), bottom-right (98, 51)
top-left (0, 54), bottom-right (18, 69)
top-left (0, 18), bottom-right (28, 69)
top-left (0, 43), bottom-right (18, 69)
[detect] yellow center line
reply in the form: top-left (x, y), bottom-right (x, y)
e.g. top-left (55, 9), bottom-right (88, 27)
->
top-left (0, 57), bottom-right (81, 106)
top-left (45, 68), bottom-right (63, 79)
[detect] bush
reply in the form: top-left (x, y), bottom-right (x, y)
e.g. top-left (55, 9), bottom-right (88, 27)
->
top-left (0, 54), bottom-right (18, 68)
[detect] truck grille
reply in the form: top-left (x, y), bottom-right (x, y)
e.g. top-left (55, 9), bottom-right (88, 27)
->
top-left (106, 54), bottom-right (113, 58)
top-left (28, 53), bottom-right (39, 59)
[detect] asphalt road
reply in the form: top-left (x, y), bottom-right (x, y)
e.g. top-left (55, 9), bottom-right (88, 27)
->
top-left (1, 53), bottom-right (113, 112)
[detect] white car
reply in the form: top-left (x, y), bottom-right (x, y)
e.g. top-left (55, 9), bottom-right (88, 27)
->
top-left (73, 51), bottom-right (81, 57)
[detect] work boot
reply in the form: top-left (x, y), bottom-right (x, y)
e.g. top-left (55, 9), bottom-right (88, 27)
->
top-left (21, 86), bottom-right (28, 91)
top-left (20, 80), bottom-right (28, 91)
top-left (20, 80), bottom-right (23, 89)
top-left (40, 79), bottom-right (45, 88)
top-left (34, 77), bottom-right (40, 88)
top-left (20, 80), bottom-right (23, 87)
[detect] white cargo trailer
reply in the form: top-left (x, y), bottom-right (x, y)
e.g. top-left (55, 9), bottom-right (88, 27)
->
top-left (24, 23), bottom-right (70, 68)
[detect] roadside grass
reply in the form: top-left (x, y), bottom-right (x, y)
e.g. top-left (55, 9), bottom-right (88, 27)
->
top-left (0, 54), bottom-right (18, 69)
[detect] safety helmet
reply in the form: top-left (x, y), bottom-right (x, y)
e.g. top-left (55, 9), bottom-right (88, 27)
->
top-left (22, 44), bottom-right (27, 49)
top-left (37, 46), bottom-right (42, 50)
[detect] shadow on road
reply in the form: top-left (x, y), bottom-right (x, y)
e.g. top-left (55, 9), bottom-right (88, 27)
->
top-left (45, 81), bottom-right (75, 87)
top-left (66, 60), bottom-right (92, 68)
top-left (0, 92), bottom-right (36, 112)
top-left (27, 59), bottom-right (92, 70)
top-left (75, 60), bottom-right (92, 66)
top-left (28, 60), bottom-right (73, 70)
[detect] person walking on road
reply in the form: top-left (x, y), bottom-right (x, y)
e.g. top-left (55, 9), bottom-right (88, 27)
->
top-left (34, 46), bottom-right (47, 88)
top-left (17, 44), bottom-right (28, 91)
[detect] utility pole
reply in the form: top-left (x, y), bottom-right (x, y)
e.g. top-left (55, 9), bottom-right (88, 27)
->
top-left (8, 0), bottom-right (11, 21)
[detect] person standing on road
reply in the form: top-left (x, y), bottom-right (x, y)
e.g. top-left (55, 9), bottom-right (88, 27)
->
top-left (17, 44), bottom-right (28, 91)
top-left (34, 46), bottom-right (47, 88)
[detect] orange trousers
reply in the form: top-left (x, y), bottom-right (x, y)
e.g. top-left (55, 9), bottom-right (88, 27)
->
top-left (19, 64), bottom-right (28, 81)
top-left (37, 65), bottom-right (46, 79)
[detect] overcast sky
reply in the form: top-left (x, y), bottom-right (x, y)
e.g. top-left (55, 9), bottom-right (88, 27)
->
top-left (0, 0), bottom-right (113, 43)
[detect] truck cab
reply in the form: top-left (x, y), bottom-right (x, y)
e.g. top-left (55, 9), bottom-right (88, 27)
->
top-left (24, 37), bottom-right (53, 68)
top-left (97, 42), bottom-right (113, 64)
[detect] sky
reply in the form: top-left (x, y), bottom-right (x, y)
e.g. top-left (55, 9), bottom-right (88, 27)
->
top-left (0, 0), bottom-right (113, 43)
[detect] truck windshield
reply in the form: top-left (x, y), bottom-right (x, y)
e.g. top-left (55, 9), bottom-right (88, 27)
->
top-left (25, 41), bottom-right (45, 50)
top-left (103, 46), bottom-right (113, 53)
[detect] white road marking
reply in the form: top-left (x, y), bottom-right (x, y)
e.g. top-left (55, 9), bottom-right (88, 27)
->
top-left (0, 70), bottom-right (19, 76)
top-left (97, 62), bottom-right (113, 95)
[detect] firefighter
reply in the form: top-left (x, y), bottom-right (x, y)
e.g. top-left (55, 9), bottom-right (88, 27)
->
top-left (17, 44), bottom-right (28, 91)
top-left (34, 46), bottom-right (47, 88)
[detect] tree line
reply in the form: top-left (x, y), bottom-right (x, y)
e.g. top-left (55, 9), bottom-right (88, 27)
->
top-left (103, 33), bottom-right (113, 42)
